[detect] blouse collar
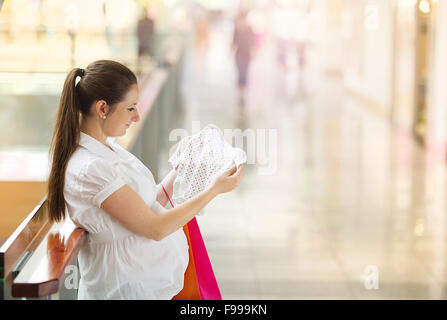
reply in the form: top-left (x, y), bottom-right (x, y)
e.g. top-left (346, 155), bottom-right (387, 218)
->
top-left (79, 132), bottom-right (119, 163)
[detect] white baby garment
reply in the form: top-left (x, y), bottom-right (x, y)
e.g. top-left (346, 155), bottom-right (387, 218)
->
top-left (169, 124), bottom-right (246, 206)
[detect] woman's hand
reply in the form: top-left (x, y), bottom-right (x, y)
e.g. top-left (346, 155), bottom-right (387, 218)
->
top-left (211, 165), bottom-right (244, 195)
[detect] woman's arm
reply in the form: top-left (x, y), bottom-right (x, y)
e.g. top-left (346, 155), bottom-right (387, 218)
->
top-left (156, 169), bottom-right (177, 207)
top-left (101, 165), bottom-right (244, 241)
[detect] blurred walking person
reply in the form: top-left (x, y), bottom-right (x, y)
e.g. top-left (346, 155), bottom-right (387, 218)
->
top-left (136, 9), bottom-right (155, 75)
top-left (232, 10), bottom-right (255, 107)
top-left (194, 8), bottom-right (209, 52)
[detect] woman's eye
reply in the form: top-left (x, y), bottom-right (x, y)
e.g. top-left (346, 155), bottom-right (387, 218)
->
top-left (128, 107), bottom-right (135, 111)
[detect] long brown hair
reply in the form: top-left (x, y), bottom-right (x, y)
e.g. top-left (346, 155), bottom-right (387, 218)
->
top-left (48, 60), bottom-right (137, 222)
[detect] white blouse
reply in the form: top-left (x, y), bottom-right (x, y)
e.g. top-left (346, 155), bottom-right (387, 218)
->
top-left (63, 132), bottom-right (189, 300)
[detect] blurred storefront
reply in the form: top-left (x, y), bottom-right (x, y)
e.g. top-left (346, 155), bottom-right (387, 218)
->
top-left (312, 0), bottom-right (447, 161)
top-left (0, 0), bottom-right (192, 72)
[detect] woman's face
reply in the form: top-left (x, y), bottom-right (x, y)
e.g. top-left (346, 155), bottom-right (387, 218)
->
top-left (104, 84), bottom-right (140, 137)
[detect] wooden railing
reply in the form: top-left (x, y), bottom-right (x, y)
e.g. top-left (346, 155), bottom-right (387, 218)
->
top-left (11, 216), bottom-right (86, 298)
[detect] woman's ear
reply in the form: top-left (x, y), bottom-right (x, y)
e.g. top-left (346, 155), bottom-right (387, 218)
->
top-left (95, 100), bottom-right (110, 119)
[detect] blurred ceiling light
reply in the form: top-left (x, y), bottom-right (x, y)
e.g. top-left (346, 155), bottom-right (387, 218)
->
top-left (418, 0), bottom-right (431, 14)
top-left (414, 218), bottom-right (425, 236)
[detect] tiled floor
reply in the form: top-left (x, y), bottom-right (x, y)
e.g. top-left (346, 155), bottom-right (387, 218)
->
top-left (179, 19), bottom-right (447, 299)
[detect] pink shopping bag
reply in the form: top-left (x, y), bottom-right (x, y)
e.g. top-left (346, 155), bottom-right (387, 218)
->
top-left (187, 217), bottom-right (222, 300)
top-left (163, 186), bottom-right (222, 300)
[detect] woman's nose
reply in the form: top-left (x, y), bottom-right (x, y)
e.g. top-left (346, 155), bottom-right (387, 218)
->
top-left (133, 108), bottom-right (140, 122)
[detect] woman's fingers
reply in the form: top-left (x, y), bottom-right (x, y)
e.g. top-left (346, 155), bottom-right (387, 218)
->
top-left (237, 165), bottom-right (244, 179)
top-left (234, 165), bottom-right (244, 183)
top-left (228, 165), bottom-right (244, 186)
top-left (212, 164), bottom-right (245, 194)
top-left (225, 165), bottom-right (237, 176)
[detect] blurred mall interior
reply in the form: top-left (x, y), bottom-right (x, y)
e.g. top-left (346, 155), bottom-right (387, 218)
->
top-left (2, 0), bottom-right (447, 299)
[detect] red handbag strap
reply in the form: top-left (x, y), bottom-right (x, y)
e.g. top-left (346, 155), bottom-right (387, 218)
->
top-left (161, 184), bottom-right (175, 208)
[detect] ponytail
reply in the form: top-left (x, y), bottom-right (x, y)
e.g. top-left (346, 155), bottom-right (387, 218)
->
top-left (47, 68), bottom-right (84, 222)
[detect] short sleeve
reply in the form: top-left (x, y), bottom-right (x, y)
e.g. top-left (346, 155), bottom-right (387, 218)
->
top-left (79, 159), bottom-right (126, 207)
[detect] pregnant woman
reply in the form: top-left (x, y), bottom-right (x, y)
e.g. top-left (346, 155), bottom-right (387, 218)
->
top-left (47, 59), bottom-right (244, 299)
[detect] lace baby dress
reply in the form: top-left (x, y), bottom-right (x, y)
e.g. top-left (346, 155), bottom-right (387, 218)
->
top-left (168, 124), bottom-right (246, 206)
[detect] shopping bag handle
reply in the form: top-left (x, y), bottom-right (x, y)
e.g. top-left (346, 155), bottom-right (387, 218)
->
top-left (161, 184), bottom-right (175, 208)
